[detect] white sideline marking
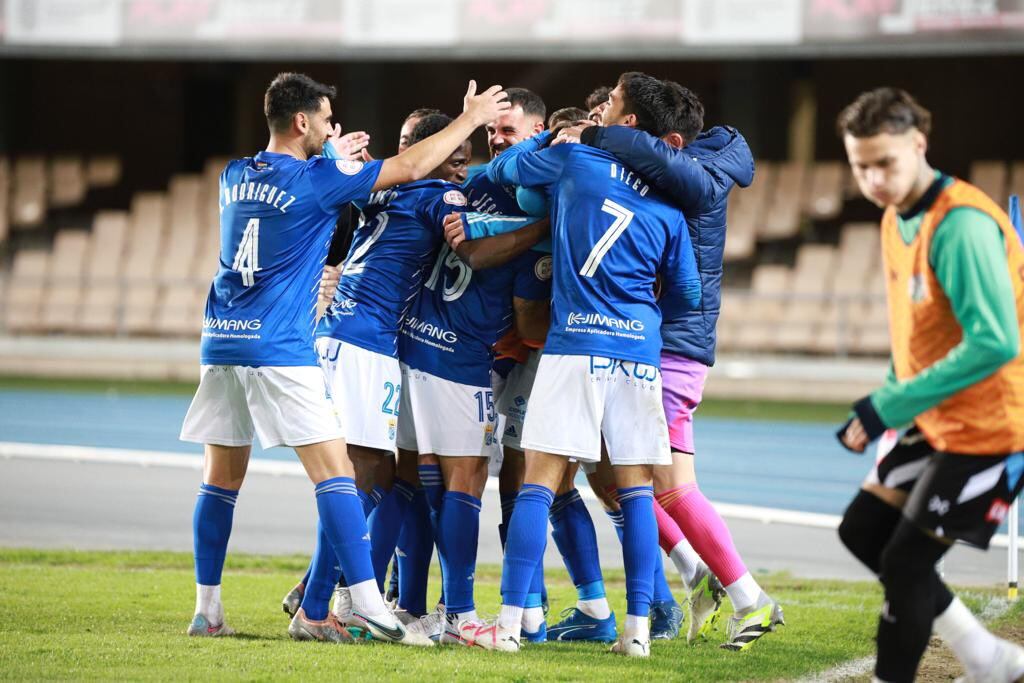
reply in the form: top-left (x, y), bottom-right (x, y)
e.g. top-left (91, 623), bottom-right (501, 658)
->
top-left (800, 594), bottom-right (1010, 682)
top-left (1, 440), bottom-right (1021, 548)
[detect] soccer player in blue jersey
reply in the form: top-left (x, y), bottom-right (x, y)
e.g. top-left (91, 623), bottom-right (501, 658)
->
top-left (460, 84), bottom-right (702, 656)
top-left (179, 72), bottom-right (510, 645)
top-left (396, 144), bottom-right (552, 643)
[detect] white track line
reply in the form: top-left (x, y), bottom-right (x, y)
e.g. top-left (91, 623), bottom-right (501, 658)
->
top-left (1, 440), bottom-right (1020, 548)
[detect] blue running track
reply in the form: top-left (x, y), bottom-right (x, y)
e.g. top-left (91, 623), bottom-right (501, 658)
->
top-left (2, 387), bottom-right (1021, 533)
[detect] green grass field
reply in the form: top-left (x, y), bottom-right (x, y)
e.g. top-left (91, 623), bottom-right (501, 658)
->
top-left (3, 550), bottom-right (1016, 681)
top-left (0, 550), bottom-right (966, 682)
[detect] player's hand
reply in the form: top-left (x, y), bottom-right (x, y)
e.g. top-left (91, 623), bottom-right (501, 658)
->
top-left (327, 126), bottom-right (371, 162)
top-left (840, 417), bottom-right (869, 453)
top-left (361, 148), bottom-right (375, 162)
top-left (463, 80), bottom-right (511, 127)
top-left (319, 265), bottom-right (341, 306)
top-left (550, 120), bottom-right (595, 146)
top-left (443, 212), bottom-right (468, 249)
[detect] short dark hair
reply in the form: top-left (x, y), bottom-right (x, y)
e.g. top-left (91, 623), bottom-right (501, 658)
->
top-left (617, 72), bottom-right (704, 140)
top-left (409, 113), bottom-right (454, 146)
top-left (548, 107), bottom-right (588, 130)
top-left (505, 88), bottom-right (546, 122)
top-left (264, 72), bottom-right (336, 134)
top-left (585, 86), bottom-right (611, 111)
top-left (405, 107), bottom-right (442, 122)
top-left (837, 87), bottom-right (932, 139)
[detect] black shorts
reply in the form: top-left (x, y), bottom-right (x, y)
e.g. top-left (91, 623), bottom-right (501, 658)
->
top-left (867, 426), bottom-right (1024, 549)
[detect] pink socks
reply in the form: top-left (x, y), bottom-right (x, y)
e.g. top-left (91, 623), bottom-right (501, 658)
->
top-left (656, 484), bottom-right (747, 586)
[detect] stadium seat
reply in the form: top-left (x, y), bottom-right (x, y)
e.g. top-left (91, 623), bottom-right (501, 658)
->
top-left (123, 192), bottom-right (168, 285)
top-left (4, 249), bottom-right (50, 332)
top-left (969, 160), bottom-right (1007, 207)
top-left (49, 156), bottom-right (88, 208)
top-left (86, 156), bottom-right (122, 188)
top-left (724, 161), bottom-right (775, 262)
top-left (814, 225), bottom-right (880, 354)
top-left (122, 284), bottom-right (160, 335)
top-left (159, 175), bottom-right (202, 284)
top-left (725, 264), bottom-right (791, 352)
top-left (0, 157), bottom-right (9, 245)
top-left (155, 283), bottom-right (204, 337)
top-left (74, 211), bottom-right (129, 334)
top-left (11, 157), bottom-right (47, 229)
top-left (775, 244), bottom-right (836, 352)
top-left (41, 230), bottom-right (90, 331)
top-left (803, 161), bottom-right (845, 220)
top-left (760, 161), bottom-right (805, 241)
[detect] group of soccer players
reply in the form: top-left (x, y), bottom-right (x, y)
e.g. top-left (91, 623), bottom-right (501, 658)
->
top-left (180, 68), bottom-right (1024, 679)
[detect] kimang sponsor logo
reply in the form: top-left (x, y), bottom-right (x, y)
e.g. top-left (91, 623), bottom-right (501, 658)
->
top-left (203, 317), bottom-right (262, 331)
top-left (404, 316), bottom-right (458, 344)
top-left (567, 311), bottom-right (644, 332)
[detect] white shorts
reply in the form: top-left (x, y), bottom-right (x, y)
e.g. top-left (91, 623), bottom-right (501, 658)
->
top-left (496, 349), bottom-right (541, 451)
top-left (521, 354), bottom-right (671, 466)
top-left (396, 364), bottom-right (500, 458)
top-left (316, 337), bottom-right (401, 453)
top-left (180, 365), bottom-right (342, 449)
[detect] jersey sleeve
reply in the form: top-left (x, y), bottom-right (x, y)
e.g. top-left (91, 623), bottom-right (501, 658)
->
top-left (487, 133), bottom-right (572, 190)
top-left (657, 218), bottom-right (702, 317)
top-left (463, 212), bottom-right (535, 240)
top-left (869, 207), bottom-right (1021, 428)
top-left (421, 185), bottom-right (470, 237)
top-left (581, 125), bottom-right (718, 210)
top-left (307, 157), bottom-right (384, 213)
top-left (512, 251), bottom-right (552, 301)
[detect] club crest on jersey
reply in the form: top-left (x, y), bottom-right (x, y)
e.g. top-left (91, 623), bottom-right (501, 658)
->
top-left (335, 159), bottom-right (364, 176)
top-left (444, 190), bottom-right (468, 206)
top-left (534, 255), bottom-right (553, 281)
top-left (908, 273), bottom-right (929, 303)
top-left (388, 417), bottom-right (397, 441)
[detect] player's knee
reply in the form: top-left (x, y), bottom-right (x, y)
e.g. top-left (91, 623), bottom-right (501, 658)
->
top-left (442, 457), bottom-right (488, 497)
top-left (878, 521), bottom-right (947, 591)
top-left (837, 489), bottom-right (901, 573)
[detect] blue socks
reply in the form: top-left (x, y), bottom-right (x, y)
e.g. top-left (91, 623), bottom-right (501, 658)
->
top-left (396, 488), bottom-right (435, 616)
top-left (306, 477), bottom-right (374, 616)
top-left (369, 478), bottom-right (415, 592)
top-left (618, 486), bottom-right (658, 618)
top-left (606, 501), bottom-right (673, 608)
top-left (550, 489), bottom-right (603, 590)
top-left (652, 552), bottom-right (675, 604)
top-left (439, 491), bottom-right (482, 614)
top-left (358, 486), bottom-right (385, 519)
top-left (299, 521), bottom-right (341, 620)
top-left (500, 484), bottom-right (553, 608)
top-left (193, 483), bottom-right (238, 586)
top-left (418, 465), bottom-right (444, 517)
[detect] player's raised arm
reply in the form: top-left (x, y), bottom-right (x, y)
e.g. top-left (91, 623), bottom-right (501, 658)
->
top-left (580, 125), bottom-right (729, 209)
top-left (371, 81), bottom-right (510, 191)
top-left (443, 212), bottom-right (550, 270)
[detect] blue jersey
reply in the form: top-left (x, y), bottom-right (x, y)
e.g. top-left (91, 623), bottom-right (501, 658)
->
top-left (399, 245), bottom-right (551, 387)
top-left (316, 180), bottom-right (469, 357)
top-left (488, 143), bottom-right (700, 366)
top-left (200, 152), bottom-right (382, 367)
top-left (397, 168), bottom-right (551, 386)
top-left (464, 165), bottom-right (525, 216)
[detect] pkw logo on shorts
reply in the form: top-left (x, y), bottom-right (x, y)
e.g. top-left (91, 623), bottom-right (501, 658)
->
top-left (986, 498), bottom-right (1010, 524)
